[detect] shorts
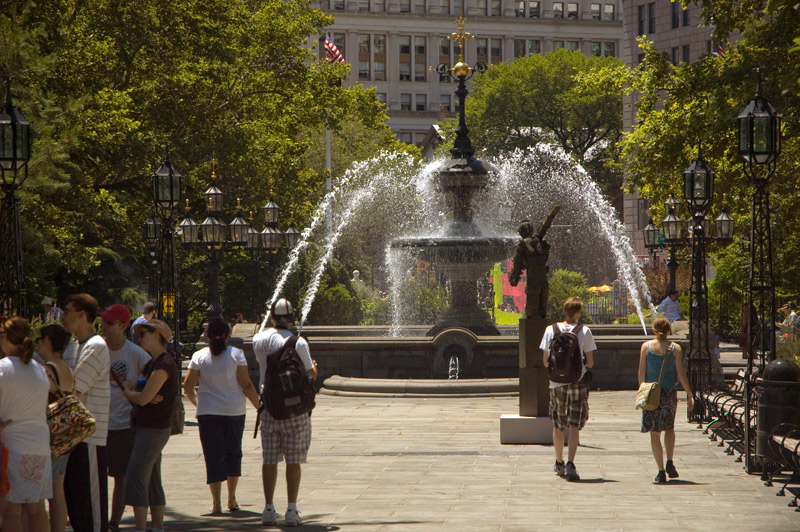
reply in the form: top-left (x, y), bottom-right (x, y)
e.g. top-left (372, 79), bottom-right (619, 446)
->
top-left (51, 453), bottom-right (69, 480)
top-left (549, 382), bottom-right (590, 431)
top-left (5, 449), bottom-right (52, 503)
top-left (107, 428), bottom-right (136, 478)
top-left (641, 388), bottom-right (678, 433)
top-left (261, 412), bottom-right (311, 464)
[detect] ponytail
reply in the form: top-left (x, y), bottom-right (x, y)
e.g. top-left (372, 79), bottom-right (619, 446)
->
top-left (1, 317), bottom-right (34, 363)
top-left (652, 317), bottom-right (671, 342)
top-left (20, 336), bottom-right (34, 364)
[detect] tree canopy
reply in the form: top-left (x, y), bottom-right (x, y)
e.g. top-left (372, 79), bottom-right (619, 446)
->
top-left (0, 0), bottom-right (407, 320)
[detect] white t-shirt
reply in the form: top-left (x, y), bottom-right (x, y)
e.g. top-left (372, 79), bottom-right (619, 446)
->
top-left (252, 328), bottom-right (313, 391)
top-left (188, 346), bottom-right (248, 416)
top-left (539, 322), bottom-right (597, 389)
top-left (0, 357), bottom-right (51, 455)
top-left (108, 340), bottom-right (151, 430)
top-left (63, 334), bottom-right (110, 446)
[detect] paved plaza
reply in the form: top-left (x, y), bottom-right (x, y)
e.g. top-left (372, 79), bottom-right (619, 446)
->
top-left (142, 390), bottom-right (798, 532)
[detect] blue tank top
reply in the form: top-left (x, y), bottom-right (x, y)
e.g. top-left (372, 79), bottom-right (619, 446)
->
top-left (645, 344), bottom-right (677, 390)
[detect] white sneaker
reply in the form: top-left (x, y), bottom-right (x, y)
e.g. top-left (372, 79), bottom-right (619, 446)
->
top-left (285, 508), bottom-right (302, 527)
top-left (261, 506), bottom-right (278, 525)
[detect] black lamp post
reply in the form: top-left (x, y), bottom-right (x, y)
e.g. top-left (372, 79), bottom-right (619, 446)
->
top-left (242, 195), bottom-right (284, 319)
top-left (0, 79), bottom-right (31, 317)
top-left (642, 193), bottom-right (688, 294)
top-left (737, 71), bottom-right (781, 474)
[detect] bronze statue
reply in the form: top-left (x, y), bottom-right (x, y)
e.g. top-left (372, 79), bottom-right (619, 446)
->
top-left (509, 204), bottom-right (561, 319)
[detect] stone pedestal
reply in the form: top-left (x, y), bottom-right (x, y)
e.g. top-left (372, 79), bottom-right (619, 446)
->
top-left (500, 317), bottom-right (553, 444)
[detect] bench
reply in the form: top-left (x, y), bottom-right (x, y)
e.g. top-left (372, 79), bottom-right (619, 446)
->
top-left (769, 424), bottom-right (800, 512)
top-left (703, 369), bottom-right (749, 460)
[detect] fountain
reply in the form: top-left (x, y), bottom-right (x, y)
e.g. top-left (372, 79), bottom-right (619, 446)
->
top-left (236, 18), bottom-right (659, 392)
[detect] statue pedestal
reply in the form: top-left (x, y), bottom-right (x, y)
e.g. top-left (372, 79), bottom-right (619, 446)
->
top-left (500, 317), bottom-right (558, 444)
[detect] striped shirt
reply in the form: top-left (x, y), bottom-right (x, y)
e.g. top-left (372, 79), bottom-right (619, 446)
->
top-left (63, 334), bottom-right (110, 446)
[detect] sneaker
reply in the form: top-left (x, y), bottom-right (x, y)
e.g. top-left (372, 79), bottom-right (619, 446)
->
top-left (261, 506), bottom-right (278, 525)
top-left (665, 460), bottom-right (679, 479)
top-left (564, 462), bottom-right (580, 481)
top-left (554, 460), bottom-right (566, 477)
top-left (285, 508), bottom-right (302, 527)
top-left (654, 470), bottom-right (667, 484)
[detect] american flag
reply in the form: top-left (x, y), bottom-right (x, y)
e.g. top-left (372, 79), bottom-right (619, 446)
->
top-left (711, 45), bottom-right (725, 57)
top-left (324, 35), bottom-right (345, 64)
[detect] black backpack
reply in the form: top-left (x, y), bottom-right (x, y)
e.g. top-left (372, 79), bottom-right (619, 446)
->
top-left (548, 323), bottom-right (584, 384)
top-left (261, 335), bottom-right (316, 420)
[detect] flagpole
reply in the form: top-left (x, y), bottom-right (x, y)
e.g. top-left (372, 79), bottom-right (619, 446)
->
top-left (326, 123), bottom-right (332, 237)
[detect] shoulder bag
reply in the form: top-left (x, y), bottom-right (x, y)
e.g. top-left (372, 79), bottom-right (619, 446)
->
top-left (46, 363), bottom-right (96, 457)
top-left (635, 343), bottom-right (674, 411)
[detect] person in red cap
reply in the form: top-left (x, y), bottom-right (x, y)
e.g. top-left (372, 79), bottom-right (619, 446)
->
top-left (100, 304), bottom-right (151, 532)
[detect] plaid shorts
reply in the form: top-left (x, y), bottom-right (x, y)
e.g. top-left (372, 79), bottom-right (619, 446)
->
top-left (549, 382), bottom-right (590, 431)
top-left (261, 411), bottom-right (312, 464)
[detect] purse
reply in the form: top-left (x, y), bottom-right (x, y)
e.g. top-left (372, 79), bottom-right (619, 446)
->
top-left (635, 343), bottom-right (674, 411)
top-left (46, 363), bottom-right (96, 457)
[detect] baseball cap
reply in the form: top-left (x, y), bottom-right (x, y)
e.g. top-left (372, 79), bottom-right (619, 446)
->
top-left (270, 298), bottom-right (294, 323)
top-left (41, 297), bottom-right (53, 306)
top-left (133, 319), bottom-right (173, 344)
top-left (100, 304), bottom-right (131, 325)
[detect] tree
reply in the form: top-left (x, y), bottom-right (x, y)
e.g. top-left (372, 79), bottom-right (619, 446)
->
top-left (0, 1), bottom-right (404, 320)
top-left (546, 269), bottom-right (592, 323)
top-left (437, 50), bottom-right (626, 203)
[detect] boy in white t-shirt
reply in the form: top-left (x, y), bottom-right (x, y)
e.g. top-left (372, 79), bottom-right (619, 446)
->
top-left (539, 297), bottom-right (596, 482)
top-left (100, 304), bottom-right (151, 532)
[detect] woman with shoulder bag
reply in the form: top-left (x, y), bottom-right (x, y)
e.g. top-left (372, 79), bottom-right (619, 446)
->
top-left (122, 319), bottom-right (178, 532)
top-left (638, 317), bottom-right (694, 484)
top-left (37, 323), bottom-right (75, 532)
top-left (183, 318), bottom-right (260, 515)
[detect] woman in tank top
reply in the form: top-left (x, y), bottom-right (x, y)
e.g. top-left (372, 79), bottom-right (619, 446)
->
top-left (638, 317), bottom-right (694, 484)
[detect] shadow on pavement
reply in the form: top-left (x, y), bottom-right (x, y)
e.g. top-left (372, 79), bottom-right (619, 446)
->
top-left (573, 478), bottom-right (618, 483)
top-left (661, 479), bottom-right (706, 486)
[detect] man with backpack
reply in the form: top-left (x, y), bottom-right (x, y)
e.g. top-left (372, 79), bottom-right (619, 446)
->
top-left (252, 299), bottom-right (317, 527)
top-left (539, 297), bottom-right (596, 481)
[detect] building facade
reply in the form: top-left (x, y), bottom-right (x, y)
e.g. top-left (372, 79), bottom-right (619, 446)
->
top-left (316, 0), bottom-right (625, 146)
top-left (619, 0), bottom-right (716, 257)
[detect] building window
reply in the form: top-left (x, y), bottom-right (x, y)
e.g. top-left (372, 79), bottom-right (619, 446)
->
top-left (637, 5), bottom-right (645, 35)
top-left (399, 0), bottom-right (411, 12)
top-left (647, 3), bottom-right (655, 33)
top-left (358, 0), bottom-right (369, 11)
top-left (399, 132), bottom-right (412, 144)
top-left (490, 38), bottom-right (502, 63)
top-left (565, 40), bottom-right (579, 51)
top-left (373, 34), bottom-right (386, 80)
top-left (372, 0), bottom-right (385, 11)
top-left (567, 2), bottom-right (578, 19)
top-left (358, 33), bottom-right (371, 80)
top-left (591, 3), bottom-right (601, 19)
top-left (682, 44), bottom-right (690, 63)
top-left (603, 41), bottom-right (615, 56)
top-left (400, 63), bottom-right (411, 81)
top-left (374, 34), bottom-right (386, 54)
top-left (529, 0), bottom-right (540, 17)
top-left (376, 92), bottom-right (387, 105)
top-left (440, 94), bottom-right (451, 112)
top-left (332, 0), bottom-right (344, 9)
top-left (637, 198), bottom-right (650, 230)
top-left (358, 34), bottom-right (370, 54)
top-left (453, 0), bottom-right (464, 15)
top-left (706, 40), bottom-right (712, 54)
top-left (439, 38), bottom-right (451, 81)
top-left (399, 35), bottom-right (411, 55)
top-left (415, 36), bottom-right (426, 81)
top-left (516, 1), bottom-right (525, 16)
top-left (553, 40), bottom-right (564, 49)
top-left (490, 0), bottom-right (501, 15)
top-left (476, 38), bottom-right (488, 63)
top-left (414, 0), bottom-right (426, 13)
top-left (414, 133), bottom-right (425, 147)
top-left (400, 94), bottom-right (411, 111)
top-left (590, 41), bottom-right (601, 56)
top-left (671, 1), bottom-right (679, 29)
top-left (637, 53), bottom-right (644, 64)
top-left (358, 61), bottom-right (370, 79)
top-left (671, 47), bottom-right (678, 65)
top-left (682, 6), bottom-right (690, 26)
top-left (415, 62), bottom-right (426, 81)
top-left (528, 40), bottom-right (541, 55)
top-left (553, 2), bottom-right (563, 17)
top-left (373, 61), bottom-right (385, 80)
top-left (478, 0), bottom-right (487, 14)
top-left (416, 94), bottom-right (427, 111)
top-left (414, 36), bottom-right (425, 56)
top-left (514, 39), bottom-right (526, 58)
top-left (603, 3), bottom-right (614, 20)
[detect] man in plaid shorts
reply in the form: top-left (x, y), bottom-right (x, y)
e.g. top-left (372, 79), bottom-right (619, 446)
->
top-left (539, 297), bottom-right (596, 481)
top-left (252, 299), bottom-right (317, 526)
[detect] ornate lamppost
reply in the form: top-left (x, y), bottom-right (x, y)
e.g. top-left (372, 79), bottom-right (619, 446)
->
top-left (143, 148), bottom-right (183, 366)
top-left (243, 194), bottom-right (285, 319)
top-left (0, 79), bottom-right (31, 317)
top-left (643, 193), bottom-right (688, 294)
top-left (737, 71), bottom-right (781, 474)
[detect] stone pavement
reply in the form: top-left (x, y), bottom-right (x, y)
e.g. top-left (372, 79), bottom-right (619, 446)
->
top-left (138, 391), bottom-right (799, 532)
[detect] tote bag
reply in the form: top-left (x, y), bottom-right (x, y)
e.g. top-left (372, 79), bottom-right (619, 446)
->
top-left (635, 344), bottom-right (674, 411)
